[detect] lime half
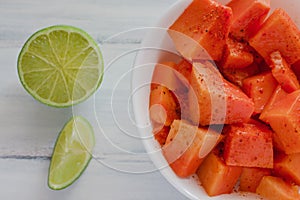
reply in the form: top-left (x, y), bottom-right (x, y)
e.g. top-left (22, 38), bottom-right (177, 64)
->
top-left (17, 25), bottom-right (103, 107)
top-left (48, 116), bottom-right (95, 190)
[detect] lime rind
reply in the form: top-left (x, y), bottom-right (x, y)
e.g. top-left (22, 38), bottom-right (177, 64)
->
top-left (17, 25), bottom-right (104, 107)
top-left (48, 116), bottom-right (95, 190)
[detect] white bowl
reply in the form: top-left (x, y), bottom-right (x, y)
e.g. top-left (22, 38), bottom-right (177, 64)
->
top-left (131, 0), bottom-right (300, 199)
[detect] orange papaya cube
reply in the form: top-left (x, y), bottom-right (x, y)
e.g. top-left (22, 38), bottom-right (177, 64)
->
top-left (176, 59), bottom-right (193, 88)
top-left (269, 51), bottom-right (300, 93)
top-left (152, 125), bottom-right (170, 146)
top-left (243, 72), bottom-right (278, 114)
top-left (256, 176), bottom-right (300, 200)
top-left (239, 167), bottom-right (271, 192)
top-left (274, 152), bottom-right (300, 185)
top-left (168, 0), bottom-right (232, 61)
top-left (197, 148), bottom-right (242, 196)
top-left (163, 120), bottom-right (222, 178)
top-left (249, 8), bottom-right (300, 65)
top-left (151, 61), bottom-right (192, 122)
top-left (292, 60), bottom-right (300, 81)
top-left (227, 0), bottom-right (270, 40)
top-left (151, 62), bottom-right (183, 91)
top-left (264, 90), bottom-right (300, 154)
top-left (176, 91), bottom-right (191, 122)
top-left (220, 63), bottom-right (260, 87)
top-left (220, 38), bottom-right (254, 69)
top-left (223, 121), bottom-right (273, 168)
top-left (249, 46), bottom-right (270, 72)
top-left (149, 85), bottom-right (179, 126)
top-left (260, 85), bottom-right (287, 123)
top-left (189, 61), bottom-right (254, 126)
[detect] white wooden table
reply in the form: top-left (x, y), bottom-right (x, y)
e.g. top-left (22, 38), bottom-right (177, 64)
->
top-left (0, 0), bottom-right (188, 199)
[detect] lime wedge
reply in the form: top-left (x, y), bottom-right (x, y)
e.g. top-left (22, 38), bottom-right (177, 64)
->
top-left (17, 25), bottom-right (104, 107)
top-left (48, 116), bottom-right (95, 190)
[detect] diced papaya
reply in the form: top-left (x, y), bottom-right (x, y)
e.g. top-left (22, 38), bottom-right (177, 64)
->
top-left (151, 60), bottom-right (192, 122)
top-left (152, 61), bottom-right (191, 122)
top-left (220, 63), bottom-right (260, 87)
top-left (264, 90), bottom-right (300, 154)
top-left (242, 72), bottom-right (278, 114)
top-left (174, 59), bottom-right (192, 86)
top-left (151, 62), bottom-right (183, 92)
top-left (269, 51), bottom-right (300, 93)
top-left (189, 61), bottom-right (254, 126)
top-left (168, 0), bottom-right (232, 61)
top-left (220, 37), bottom-right (254, 69)
top-left (175, 89), bottom-right (190, 122)
top-left (223, 121), bottom-right (273, 168)
top-left (239, 167), bottom-right (271, 193)
top-left (227, 0), bottom-right (270, 40)
top-left (152, 125), bottom-right (170, 146)
top-left (260, 85), bottom-right (288, 123)
top-left (149, 85), bottom-right (179, 126)
top-left (274, 152), bottom-right (300, 185)
top-left (222, 82), bottom-right (255, 123)
top-left (249, 8), bottom-right (300, 65)
top-left (197, 147), bottom-right (242, 196)
top-left (291, 60), bottom-right (300, 81)
top-left (256, 176), bottom-right (300, 200)
top-left (163, 120), bottom-right (222, 178)
top-left (250, 46), bottom-right (270, 72)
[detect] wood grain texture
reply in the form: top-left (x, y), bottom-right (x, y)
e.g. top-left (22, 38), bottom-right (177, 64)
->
top-left (0, 0), bottom-right (189, 199)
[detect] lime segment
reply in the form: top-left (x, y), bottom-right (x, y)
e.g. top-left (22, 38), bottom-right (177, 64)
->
top-left (18, 25), bottom-right (103, 107)
top-left (48, 116), bottom-right (95, 190)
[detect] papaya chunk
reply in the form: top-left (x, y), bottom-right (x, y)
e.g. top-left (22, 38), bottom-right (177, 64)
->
top-left (220, 63), bottom-right (260, 87)
top-left (227, 0), bottom-right (270, 40)
top-left (168, 0), bottom-right (232, 61)
top-left (220, 38), bottom-right (254, 69)
top-left (256, 176), bottom-right (300, 200)
top-left (274, 152), bottom-right (300, 185)
top-left (239, 167), bottom-right (271, 192)
top-left (260, 85), bottom-right (288, 123)
top-left (264, 90), bottom-right (300, 154)
top-left (249, 8), bottom-right (300, 65)
top-left (269, 51), bottom-right (300, 93)
top-left (152, 125), bottom-right (170, 146)
top-left (189, 61), bottom-right (254, 126)
top-left (151, 62), bottom-right (184, 92)
top-left (197, 146), bottom-right (242, 196)
top-left (163, 120), bottom-right (222, 178)
top-left (292, 60), bottom-right (300, 81)
top-left (223, 121), bottom-right (273, 168)
top-left (243, 72), bottom-right (278, 114)
top-left (149, 85), bottom-right (179, 126)
top-left (174, 59), bottom-right (192, 87)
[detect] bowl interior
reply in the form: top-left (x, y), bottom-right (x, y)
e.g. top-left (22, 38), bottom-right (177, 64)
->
top-left (131, 0), bottom-right (300, 199)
